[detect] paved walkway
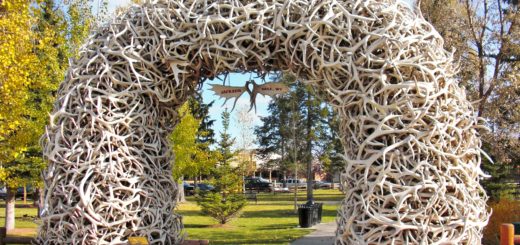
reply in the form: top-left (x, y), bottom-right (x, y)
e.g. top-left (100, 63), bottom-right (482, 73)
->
top-left (290, 222), bottom-right (336, 245)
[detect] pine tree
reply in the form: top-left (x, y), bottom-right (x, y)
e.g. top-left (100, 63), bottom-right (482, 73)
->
top-left (196, 109), bottom-right (246, 225)
top-left (255, 76), bottom-right (332, 201)
top-left (320, 110), bottom-right (346, 187)
top-left (217, 109), bottom-right (236, 165)
top-left (189, 94), bottom-right (216, 146)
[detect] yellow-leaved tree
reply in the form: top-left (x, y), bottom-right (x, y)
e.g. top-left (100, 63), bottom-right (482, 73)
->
top-left (170, 103), bottom-right (219, 202)
top-left (0, 0), bottom-right (43, 230)
top-left (0, 0), bottom-right (95, 230)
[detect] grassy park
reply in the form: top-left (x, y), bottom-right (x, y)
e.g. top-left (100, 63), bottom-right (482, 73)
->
top-left (0, 189), bottom-right (343, 244)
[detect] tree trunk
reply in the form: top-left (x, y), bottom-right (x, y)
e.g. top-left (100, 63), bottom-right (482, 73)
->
top-left (33, 188), bottom-right (43, 218)
top-left (23, 185), bottom-right (26, 205)
top-left (283, 172), bottom-right (287, 187)
top-left (306, 94), bottom-right (314, 201)
top-left (5, 187), bottom-right (16, 231)
top-left (177, 177), bottom-right (186, 203)
top-left (242, 175), bottom-right (246, 193)
top-left (194, 176), bottom-right (198, 195)
top-left (33, 188), bottom-right (38, 206)
top-left (39, 188), bottom-right (44, 217)
top-left (293, 161), bottom-right (298, 213)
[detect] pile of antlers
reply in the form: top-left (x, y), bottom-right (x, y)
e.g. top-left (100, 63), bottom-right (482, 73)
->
top-left (37, 0), bottom-right (489, 244)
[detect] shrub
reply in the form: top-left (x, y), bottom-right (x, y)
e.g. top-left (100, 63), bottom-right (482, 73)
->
top-left (482, 199), bottom-right (520, 245)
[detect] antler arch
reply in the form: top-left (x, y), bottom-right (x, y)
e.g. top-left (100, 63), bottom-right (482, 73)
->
top-left (38, 0), bottom-right (489, 244)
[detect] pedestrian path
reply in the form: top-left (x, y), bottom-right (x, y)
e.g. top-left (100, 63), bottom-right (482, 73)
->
top-left (290, 222), bottom-right (336, 245)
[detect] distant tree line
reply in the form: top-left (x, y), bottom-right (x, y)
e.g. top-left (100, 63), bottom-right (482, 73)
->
top-left (255, 74), bottom-right (345, 199)
top-left (419, 0), bottom-right (520, 201)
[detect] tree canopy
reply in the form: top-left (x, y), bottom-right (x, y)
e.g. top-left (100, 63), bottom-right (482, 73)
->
top-left (170, 103), bottom-right (217, 181)
top-left (0, 0), bottom-right (93, 188)
top-left (419, 0), bottom-right (520, 200)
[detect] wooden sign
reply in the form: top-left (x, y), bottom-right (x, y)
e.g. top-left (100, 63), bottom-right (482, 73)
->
top-left (210, 81), bottom-right (289, 111)
top-left (128, 237), bottom-right (149, 245)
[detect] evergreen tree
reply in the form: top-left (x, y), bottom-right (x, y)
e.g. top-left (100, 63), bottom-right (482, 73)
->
top-left (217, 109), bottom-right (236, 165)
top-left (189, 94), bottom-right (216, 146)
top-left (186, 94), bottom-right (217, 183)
top-left (196, 109), bottom-right (246, 225)
top-left (320, 110), bottom-right (346, 187)
top-left (255, 75), bottom-right (333, 201)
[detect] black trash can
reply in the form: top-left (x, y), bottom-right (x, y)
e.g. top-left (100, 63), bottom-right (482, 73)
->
top-left (315, 203), bottom-right (323, 224)
top-left (308, 204), bottom-right (317, 225)
top-left (298, 204), bottom-right (313, 228)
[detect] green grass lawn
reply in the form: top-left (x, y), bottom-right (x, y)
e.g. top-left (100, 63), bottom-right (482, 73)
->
top-left (0, 189), bottom-right (344, 244)
top-left (179, 189), bottom-right (343, 245)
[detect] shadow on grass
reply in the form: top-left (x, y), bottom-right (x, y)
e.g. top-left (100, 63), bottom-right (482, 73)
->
top-left (177, 210), bottom-right (203, 216)
top-left (322, 208), bottom-right (339, 217)
top-left (179, 206), bottom-right (339, 220)
top-left (241, 209), bottom-right (298, 218)
top-left (0, 204), bottom-right (36, 208)
top-left (183, 223), bottom-right (213, 228)
top-left (253, 223), bottom-right (299, 230)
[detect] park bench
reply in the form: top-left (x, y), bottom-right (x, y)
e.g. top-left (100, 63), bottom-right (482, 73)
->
top-left (244, 192), bottom-right (257, 204)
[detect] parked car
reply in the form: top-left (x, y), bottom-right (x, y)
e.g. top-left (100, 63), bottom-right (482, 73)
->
top-left (273, 182), bottom-right (290, 193)
top-left (194, 183), bottom-right (215, 193)
top-left (0, 186), bottom-right (35, 200)
top-left (16, 186), bottom-right (33, 200)
top-left (245, 177), bottom-right (273, 192)
top-left (281, 179), bottom-right (307, 189)
top-left (0, 187), bottom-right (6, 200)
top-left (313, 181), bottom-right (333, 189)
top-left (183, 182), bottom-right (194, 196)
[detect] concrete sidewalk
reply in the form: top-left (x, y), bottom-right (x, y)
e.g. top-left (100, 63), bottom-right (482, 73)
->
top-left (290, 222), bottom-right (336, 245)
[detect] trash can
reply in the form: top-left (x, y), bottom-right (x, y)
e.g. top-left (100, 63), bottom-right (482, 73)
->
top-left (315, 203), bottom-right (323, 224)
top-left (311, 205), bottom-right (319, 225)
top-left (298, 204), bottom-right (313, 228)
top-left (304, 200), bottom-right (323, 225)
top-left (512, 222), bottom-right (520, 235)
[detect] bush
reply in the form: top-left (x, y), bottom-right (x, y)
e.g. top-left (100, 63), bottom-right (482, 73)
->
top-left (482, 199), bottom-right (520, 245)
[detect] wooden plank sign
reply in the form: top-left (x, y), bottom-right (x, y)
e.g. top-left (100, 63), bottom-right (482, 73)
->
top-left (210, 81), bottom-right (289, 111)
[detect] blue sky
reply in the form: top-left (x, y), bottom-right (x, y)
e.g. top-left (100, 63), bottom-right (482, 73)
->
top-left (98, 0), bottom-right (415, 146)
